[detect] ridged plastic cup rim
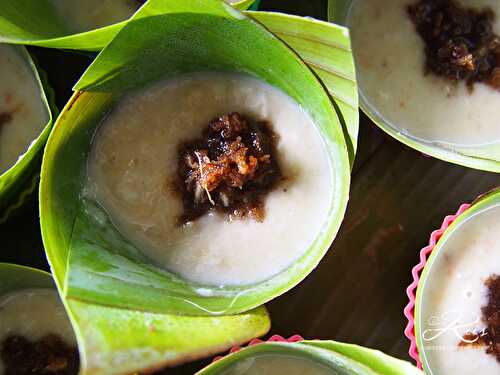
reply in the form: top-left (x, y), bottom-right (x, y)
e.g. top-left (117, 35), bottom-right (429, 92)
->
top-left (212, 334), bottom-right (305, 362)
top-left (403, 203), bottom-right (471, 368)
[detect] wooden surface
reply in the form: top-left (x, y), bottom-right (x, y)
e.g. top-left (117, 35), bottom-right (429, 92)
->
top-left (1, 0), bottom-right (499, 373)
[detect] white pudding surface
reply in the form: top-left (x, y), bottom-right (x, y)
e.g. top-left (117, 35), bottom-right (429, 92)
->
top-left (0, 288), bottom-right (77, 374)
top-left (419, 204), bottom-right (500, 375)
top-left (221, 354), bottom-right (333, 375)
top-left (0, 45), bottom-right (49, 175)
top-left (87, 72), bottom-right (333, 286)
top-left (349, 0), bottom-right (500, 147)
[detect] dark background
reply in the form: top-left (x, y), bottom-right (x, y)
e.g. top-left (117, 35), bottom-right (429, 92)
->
top-left (1, 0), bottom-right (499, 373)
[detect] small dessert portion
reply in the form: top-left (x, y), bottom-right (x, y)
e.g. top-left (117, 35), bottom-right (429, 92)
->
top-left (220, 354), bottom-right (334, 375)
top-left (348, 0), bottom-right (500, 146)
top-left (178, 112), bottom-right (282, 224)
top-left (0, 289), bottom-right (78, 375)
top-left (0, 45), bottom-right (49, 174)
top-left (87, 72), bottom-right (333, 286)
top-left (418, 204), bottom-right (500, 374)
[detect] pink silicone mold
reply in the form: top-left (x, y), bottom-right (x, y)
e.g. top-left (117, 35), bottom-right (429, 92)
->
top-left (403, 203), bottom-right (471, 368)
top-left (213, 334), bottom-right (305, 362)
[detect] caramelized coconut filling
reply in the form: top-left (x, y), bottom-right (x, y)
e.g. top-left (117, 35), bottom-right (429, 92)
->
top-left (460, 274), bottom-right (500, 362)
top-left (408, 0), bottom-right (500, 90)
top-left (0, 112), bottom-right (12, 141)
top-left (0, 334), bottom-right (79, 375)
top-left (0, 112), bottom-right (12, 128)
top-left (177, 112), bottom-right (282, 224)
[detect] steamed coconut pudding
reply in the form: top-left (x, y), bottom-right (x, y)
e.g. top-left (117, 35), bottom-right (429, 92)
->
top-left (349, 0), bottom-right (500, 147)
top-left (0, 289), bottom-right (78, 375)
top-left (0, 45), bottom-right (49, 174)
top-left (86, 72), bottom-right (333, 286)
top-left (418, 204), bottom-right (500, 374)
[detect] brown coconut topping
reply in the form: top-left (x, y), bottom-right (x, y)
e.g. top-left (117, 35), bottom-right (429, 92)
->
top-left (0, 112), bottom-right (12, 130)
top-left (177, 112), bottom-right (282, 224)
top-left (0, 334), bottom-right (79, 375)
top-left (407, 0), bottom-right (500, 90)
top-left (459, 274), bottom-right (500, 363)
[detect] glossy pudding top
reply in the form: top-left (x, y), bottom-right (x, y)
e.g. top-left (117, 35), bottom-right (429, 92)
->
top-left (86, 72), bottom-right (334, 287)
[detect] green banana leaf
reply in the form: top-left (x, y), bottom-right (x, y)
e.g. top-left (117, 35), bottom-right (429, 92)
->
top-left (414, 187), bottom-right (500, 374)
top-left (327, 0), bottom-right (351, 26)
top-left (304, 341), bottom-right (423, 375)
top-left (234, 0), bottom-right (259, 10)
top-left (248, 11), bottom-right (358, 164)
top-left (0, 45), bottom-right (54, 222)
top-left (0, 0), bottom-right (256, 51)
top-left (196, 340), bottom-right (423, 374)
top-left (0, 263), bottom-right (54, 293)
top-left (0, 262), bottom-right (270, 375)
top-left (328, 0), bottom-right (500, 172)
top-left (68, 301), bottom-right (270, 375)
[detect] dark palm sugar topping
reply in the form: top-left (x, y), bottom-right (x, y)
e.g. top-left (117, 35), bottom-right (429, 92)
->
top-left (0, 334), bottom-right (79, 375)
top-left (0, 112), bottom-right (12, 130)
top-left (177, 112), bottom-right (282, 224)
top-left (459, 274), bottom-right (500, 363)
top-left (408, 0), bottom-right (500, 90)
